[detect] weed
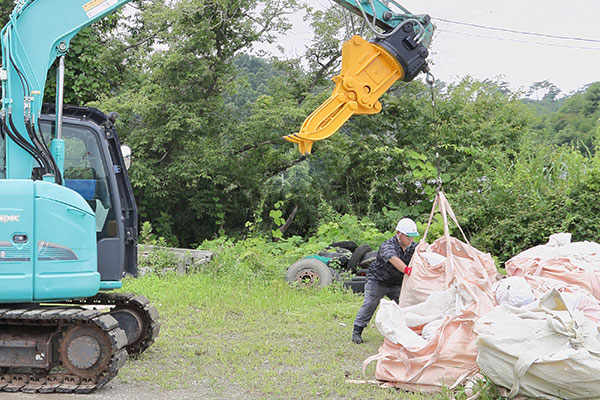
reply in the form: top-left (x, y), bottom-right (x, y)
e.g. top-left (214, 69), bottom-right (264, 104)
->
top-left (118, 217), bottom-right (505, 398)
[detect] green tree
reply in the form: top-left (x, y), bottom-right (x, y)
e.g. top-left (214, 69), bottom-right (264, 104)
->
top-left (1, 1), bottom-right (143, 105)
top-left (0, 1), bottom-right (16, 27)
top-left (44, 13), bottom-right (131, 105)
top-left (529, 82), bottom-right (600, 152)
top-left (97, 0), bottom-right (300, 245)
top-left (300, 77), bottom-right (533, 233)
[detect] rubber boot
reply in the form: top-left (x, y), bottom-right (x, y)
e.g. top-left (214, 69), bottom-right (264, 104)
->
top-left (352, 325), bottom-right (364, 344)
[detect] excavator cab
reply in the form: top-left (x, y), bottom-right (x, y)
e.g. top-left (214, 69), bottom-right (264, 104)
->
top-left (0, 104), bottom-right (137, 302)
top-left (39, 104), bottom-right (138, 282)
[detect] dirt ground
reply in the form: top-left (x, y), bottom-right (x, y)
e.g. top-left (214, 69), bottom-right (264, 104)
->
top-left (0, 379), bottom-right (209, 400)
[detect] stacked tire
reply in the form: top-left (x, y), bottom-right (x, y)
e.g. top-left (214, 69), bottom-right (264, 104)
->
top-left (285, 241), bottom-right (379, 294)
top-left (285, 258), bottom-right (333, 288)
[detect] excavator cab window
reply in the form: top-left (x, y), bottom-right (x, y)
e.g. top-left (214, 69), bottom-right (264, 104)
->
top-left (39, 122), bottom-right (118, 240)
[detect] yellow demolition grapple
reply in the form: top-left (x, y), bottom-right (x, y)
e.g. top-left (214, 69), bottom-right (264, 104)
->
top-left (285, 12), bottom-right (432, 155)
top-left (284, 36), bottom-right (405, 155)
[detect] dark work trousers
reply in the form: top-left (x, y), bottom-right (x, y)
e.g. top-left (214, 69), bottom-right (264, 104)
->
top-left (353, 279), bottom-right (401, 329)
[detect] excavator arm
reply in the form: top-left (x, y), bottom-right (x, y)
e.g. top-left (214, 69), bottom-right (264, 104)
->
top-left (1, 0), bottom-right (132, 180)
top-left (284, 0), bottom-right (434, 155)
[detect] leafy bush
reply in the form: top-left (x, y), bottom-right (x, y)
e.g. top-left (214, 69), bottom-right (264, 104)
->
top-left (200, 214), bottom-right (393, 281)
top-left (455, 140), bottom-right (598, 265)
top-left (138, 221), bottom-right (179, 273)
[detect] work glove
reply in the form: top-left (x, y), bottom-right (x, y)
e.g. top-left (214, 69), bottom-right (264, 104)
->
top-left (404, 266), bottom-right (412, 276)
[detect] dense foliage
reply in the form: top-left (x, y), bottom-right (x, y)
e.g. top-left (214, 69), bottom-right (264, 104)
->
top-left (2, 1), bottom-right (599, 265)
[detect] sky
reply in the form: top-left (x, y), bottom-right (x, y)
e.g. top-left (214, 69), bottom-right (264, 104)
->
top-left (258, 0), bottom-right (600, 96)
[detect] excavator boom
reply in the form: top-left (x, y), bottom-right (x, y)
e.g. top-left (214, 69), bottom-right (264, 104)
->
top-left (2, 0), bottom-right (132, 180)
top-left (284, 0), bottom-right (434, 155)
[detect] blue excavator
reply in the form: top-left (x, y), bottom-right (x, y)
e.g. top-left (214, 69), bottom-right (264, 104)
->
top-left (0, 0), bottom-right (157, 393)
top-left (0, 0), bottom-right (433, 394)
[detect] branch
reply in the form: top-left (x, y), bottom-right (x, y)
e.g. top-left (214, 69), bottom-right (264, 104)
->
top-left (264, 156), bottom-right (307, 179)
top-left (279, 205), bottom-right (298, 235)
top-left (297, 53), bottom-right (341, 105)
top-left (233, 140), bottom-right (278, 156)
top-left (122, 34), bottom-right (158, 52)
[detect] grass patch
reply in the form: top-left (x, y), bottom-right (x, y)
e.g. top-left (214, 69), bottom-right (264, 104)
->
top-left (123, 221), bottom-right (504, 398)
top-left (117, 273), bottom-right (500, 399)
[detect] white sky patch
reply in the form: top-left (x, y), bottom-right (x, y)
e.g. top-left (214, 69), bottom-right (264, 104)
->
top-left (253, 0), bottom-right (600, 95)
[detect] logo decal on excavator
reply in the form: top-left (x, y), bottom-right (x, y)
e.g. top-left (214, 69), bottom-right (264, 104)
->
top-left (83, 0), bottom-right (118, 18)
top-left (0, 215), bottom-right (20, 223)
top-left (37, 241), bottom-right (78, 261)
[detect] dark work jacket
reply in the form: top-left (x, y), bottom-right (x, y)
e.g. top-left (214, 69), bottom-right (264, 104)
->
top-left (367, 236), bottom-right (416, 287)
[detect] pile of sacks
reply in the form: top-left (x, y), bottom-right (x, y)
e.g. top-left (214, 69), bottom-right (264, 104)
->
top-left (476, 233), bottom-right (600, 399)
top-left (364, 194), bottom-right (600, 399)
top-left (363, 192), bottom-right (498, 392)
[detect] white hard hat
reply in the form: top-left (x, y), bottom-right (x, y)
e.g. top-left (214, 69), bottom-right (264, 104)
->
top-left (396, 218), bottom-right (419, 237)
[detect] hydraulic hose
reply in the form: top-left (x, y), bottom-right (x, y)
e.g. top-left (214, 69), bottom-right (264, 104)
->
top-left (37, 122), bottom-right (62, 185)
top-left (25, 119), bottom-right (50, 174)
top-left (7, 112), bottom-right (48, 174)
top-left (4, 28), bottom-right (59, 181)
top-left (3, 115), bottom-right (39, 166)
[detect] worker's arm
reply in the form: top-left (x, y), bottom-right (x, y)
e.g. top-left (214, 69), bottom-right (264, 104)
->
top-left (389, 256), bottom-right (412, 275)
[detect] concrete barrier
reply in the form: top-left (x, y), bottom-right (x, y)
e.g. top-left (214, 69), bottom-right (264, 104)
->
top-left (138, 245), bottom-right (214, 275)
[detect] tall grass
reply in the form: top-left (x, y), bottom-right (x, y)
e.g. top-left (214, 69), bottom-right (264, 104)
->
top-left (119, 216), bottom-right (503, 399)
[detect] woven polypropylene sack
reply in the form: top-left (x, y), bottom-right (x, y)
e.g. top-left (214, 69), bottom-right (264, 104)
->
top-left (475, 290), bottom-right (600, 399)
top-left (365, 307), bottom-right (479, 392)
top-left (506, 234), bottom-right (600, 301)
top-left (399, 236), bottom-right (497, 316)
top-left (364, 192), bottom-right (497, 392)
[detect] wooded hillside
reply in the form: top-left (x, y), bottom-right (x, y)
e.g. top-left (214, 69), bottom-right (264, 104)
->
top-left (2, 1), bottom-right (599, 264)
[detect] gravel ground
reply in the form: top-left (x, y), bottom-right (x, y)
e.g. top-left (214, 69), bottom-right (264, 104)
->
top-left (0, 379), bottom-right (208, 400)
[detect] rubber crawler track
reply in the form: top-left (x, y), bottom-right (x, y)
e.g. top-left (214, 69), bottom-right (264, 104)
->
top-left (0, 306), bottom-right (128, 393)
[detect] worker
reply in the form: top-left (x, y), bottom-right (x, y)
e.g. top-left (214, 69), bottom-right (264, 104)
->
top-left (352, 218), bottom-right (419, 344)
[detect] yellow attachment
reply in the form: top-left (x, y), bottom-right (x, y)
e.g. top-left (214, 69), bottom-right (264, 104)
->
top-left (284, 35), bottom-right (405, 155)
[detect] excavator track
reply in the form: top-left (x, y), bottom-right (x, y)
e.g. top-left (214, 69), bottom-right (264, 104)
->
top-left (69, 292), bottom-right (161, 356)
top-left (0, 292), bottom-right (160, 394)
top-left (0, 305), bottom-right (128, 393)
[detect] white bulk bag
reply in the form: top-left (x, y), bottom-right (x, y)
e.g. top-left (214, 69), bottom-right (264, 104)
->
top-left (474, 289), bottom-right (600, 399)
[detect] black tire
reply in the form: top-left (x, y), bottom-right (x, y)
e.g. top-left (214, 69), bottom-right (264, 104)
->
top-left (319, 250), bottom-right (351, 268)
top-left (359, 250), bottom-right (378, 268)
top-left (329, 267), bottom-right (341, 282)
top-left (318, 251), bottom-right (347, 258)
top-left (347, 244), bottom-right (372, 271)
top-left (321, 247), bottom-right (353, 256)
top-left (327, 257), bottom-right (349, 269)
top-left (329, 241), bottom-right (357, 252)
top-left (344, 280), bottom-right (366, 293)
top-left (285, 258), bottom-right (333, 287)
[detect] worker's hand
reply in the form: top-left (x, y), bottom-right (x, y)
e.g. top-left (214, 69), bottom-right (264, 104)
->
top-left (404, 266), bottom-right (412, 276)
